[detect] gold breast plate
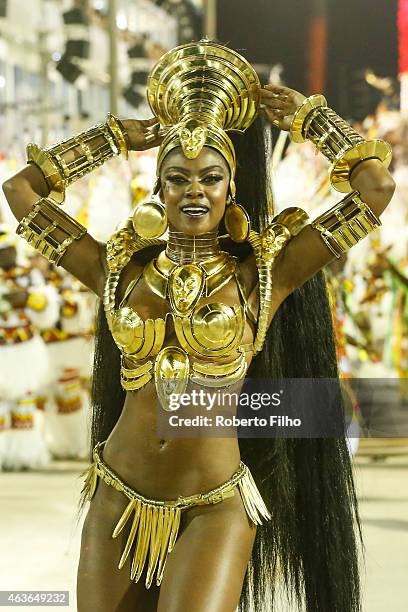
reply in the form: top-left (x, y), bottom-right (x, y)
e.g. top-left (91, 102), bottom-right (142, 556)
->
top-left (114, 302), bottom-right (247, 409)
top-left (109, 308), bottom-right (165, 392)
top-left (104, 250), bottom-right (251, 409)
top-left (111, 308), bottom-right (165, 359)
top-left (155, 302), bottom-right (247, 409)
top-left (104, 267), bottom-right (166, 392)
top-left (174, 302), bottom-right (245, 358)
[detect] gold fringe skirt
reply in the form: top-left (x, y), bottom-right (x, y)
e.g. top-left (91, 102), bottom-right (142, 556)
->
top-left (81, 441), bottom-right (271, 589)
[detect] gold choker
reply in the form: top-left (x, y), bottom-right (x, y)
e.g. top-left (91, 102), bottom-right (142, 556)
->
top-left (166, 230), bottom-right (220, 264)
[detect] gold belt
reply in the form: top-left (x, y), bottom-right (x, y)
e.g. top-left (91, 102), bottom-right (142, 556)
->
top-left (81, 441), bottom-right (271, 589)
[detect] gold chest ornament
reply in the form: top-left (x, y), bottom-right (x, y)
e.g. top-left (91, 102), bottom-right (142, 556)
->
top-left (168, 263), bottom-right (205, 316)
top-left (143, 251), bottom-right (246, 409)
top-left (143, 250), bottom-right (238, 317)
top-left (104, 246), bottom-right (248, 411)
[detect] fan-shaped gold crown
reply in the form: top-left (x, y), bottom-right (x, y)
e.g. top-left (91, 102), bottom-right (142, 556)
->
top-left (147, 40), bottom-right (261, 186)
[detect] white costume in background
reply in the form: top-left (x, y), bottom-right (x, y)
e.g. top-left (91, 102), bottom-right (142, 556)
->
top-left (0, 244), bottom-right (55, 470)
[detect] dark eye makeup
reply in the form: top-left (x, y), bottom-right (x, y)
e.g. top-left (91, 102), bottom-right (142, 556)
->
top-left (165, 173), bottom-right (224, 184)
top-left (202, 174), bottom-right (224, 183)
top-left (166, 174), bottom-right (188, 184)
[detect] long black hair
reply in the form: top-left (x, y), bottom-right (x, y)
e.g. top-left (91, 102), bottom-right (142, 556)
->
top-left (89, 117), bottom-right (363, 611)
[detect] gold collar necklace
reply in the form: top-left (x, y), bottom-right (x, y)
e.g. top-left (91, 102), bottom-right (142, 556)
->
top-left (144, 232), bottom-right (236, 316)
top-left (165, 230), bottom-right (221, 264)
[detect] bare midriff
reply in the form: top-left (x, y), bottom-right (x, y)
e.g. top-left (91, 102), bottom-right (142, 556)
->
top-left (102, 381), bottom-right (245, 500)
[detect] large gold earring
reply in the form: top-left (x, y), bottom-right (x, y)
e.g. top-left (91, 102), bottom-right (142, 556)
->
top-left (132, 196), bottom-right (168, 239)
top-left (224, 196), bottom-right (250, 243)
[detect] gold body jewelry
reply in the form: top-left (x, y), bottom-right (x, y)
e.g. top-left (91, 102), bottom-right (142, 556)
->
top-left (290, 94), bottom-right (392, 193)
top-left (27, 113), bottom-right (128, 204)
top-left (311, 191), bottom-right (382, 258)
top-left (103, 223), bottom-right (250, 407)
top-left (81, 441), bottom-right (271, 588)
top-left (16, 197), bottom-right (87, 265)
top-left (132, 199), bottom-right (168, 239)
top-left (224, 201), bottom-right (251, 243)
top-left (248, 208), bottom-right (310, 354)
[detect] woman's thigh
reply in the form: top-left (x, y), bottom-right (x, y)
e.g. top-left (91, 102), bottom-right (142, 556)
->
top-left (157, 491), bottom-right (256, 612)
top-left (76, 481), bottom-right (160, 612)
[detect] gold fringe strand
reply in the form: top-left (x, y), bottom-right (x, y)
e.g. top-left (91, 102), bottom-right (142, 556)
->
top-left (80, 461), bottom-right (98, 501)
top-left (237, 468), bottom-right (272, 525)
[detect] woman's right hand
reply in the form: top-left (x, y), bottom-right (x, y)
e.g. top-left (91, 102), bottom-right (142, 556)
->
top-left (121, 117), bottom-right (163, 151)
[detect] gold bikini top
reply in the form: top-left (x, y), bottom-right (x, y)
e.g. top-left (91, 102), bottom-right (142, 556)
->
top-left (104, 248), bottom-right (253, 408)
top-left (104, 208), bottom-right (310, 409)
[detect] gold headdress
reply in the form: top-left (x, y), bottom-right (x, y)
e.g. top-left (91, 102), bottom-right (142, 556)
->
top-left (147, 39), bottom-right (261, 195)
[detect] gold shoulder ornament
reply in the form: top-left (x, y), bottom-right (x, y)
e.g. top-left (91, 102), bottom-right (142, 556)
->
top-left (248, 207), bottom-right (310, 354)
top-left (105, 217), bottom-right (165, 274)
top-left (104, 218), bottom-right (165, 336)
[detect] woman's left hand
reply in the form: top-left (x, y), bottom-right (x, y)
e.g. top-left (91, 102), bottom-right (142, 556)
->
top-left (260, 84), bottom-right (306, 131)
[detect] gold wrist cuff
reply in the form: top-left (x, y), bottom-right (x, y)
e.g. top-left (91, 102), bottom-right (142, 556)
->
top-left (290, 95), bottom-right (392, 193)
top-left (16, 197), bottom-right (87, 265)
top-left (311, 191), bottom-right (381, 258)
top-left (106, 113), bottom-right (129, 159)
top-left (27, 114), bottom-right (129, 204)
top-left (290, 94), bottom-right (328, 143)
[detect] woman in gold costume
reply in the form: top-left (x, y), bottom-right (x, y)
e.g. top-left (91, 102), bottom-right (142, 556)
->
top-left (2, 41), bottom-right (395, 611)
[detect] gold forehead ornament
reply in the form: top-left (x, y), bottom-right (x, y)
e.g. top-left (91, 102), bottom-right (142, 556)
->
top-left (178, 125), bottom-right (208, 160)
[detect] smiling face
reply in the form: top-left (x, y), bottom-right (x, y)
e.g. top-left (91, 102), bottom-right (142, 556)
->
top-left (159, 147), bottom-right (230, 235)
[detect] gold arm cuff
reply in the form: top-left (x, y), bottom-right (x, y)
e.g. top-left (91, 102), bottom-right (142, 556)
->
top-left (290, 94), bottom-right (328, 143)
top-left (27, 144), bottom-right (66, 204)
top-left (311, 191), bottom-right (381, 258)
top-left (106, 113), bottom-right (129, 160)
top-left (16, 197), bottom-right (87, 265)
top-left (290, 95), bottom-right (393, 193)
top-left (26, 114), bottom-right (129, 204)
top-left (329, 139), bottom-right (393, 193)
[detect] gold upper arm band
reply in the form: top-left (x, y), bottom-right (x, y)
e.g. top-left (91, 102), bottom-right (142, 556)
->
top-left (290, 95), bottom-right (392, 193)
top-left (311, 191), bottom-right (381, 258)
top-left (27, 114), bottom-right (129, 204)
top-left (16, 197), bottom-right (87, 265)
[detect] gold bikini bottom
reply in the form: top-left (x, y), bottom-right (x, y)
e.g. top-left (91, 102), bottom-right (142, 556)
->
top-left (81, 441), bottom-right (271, 589)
